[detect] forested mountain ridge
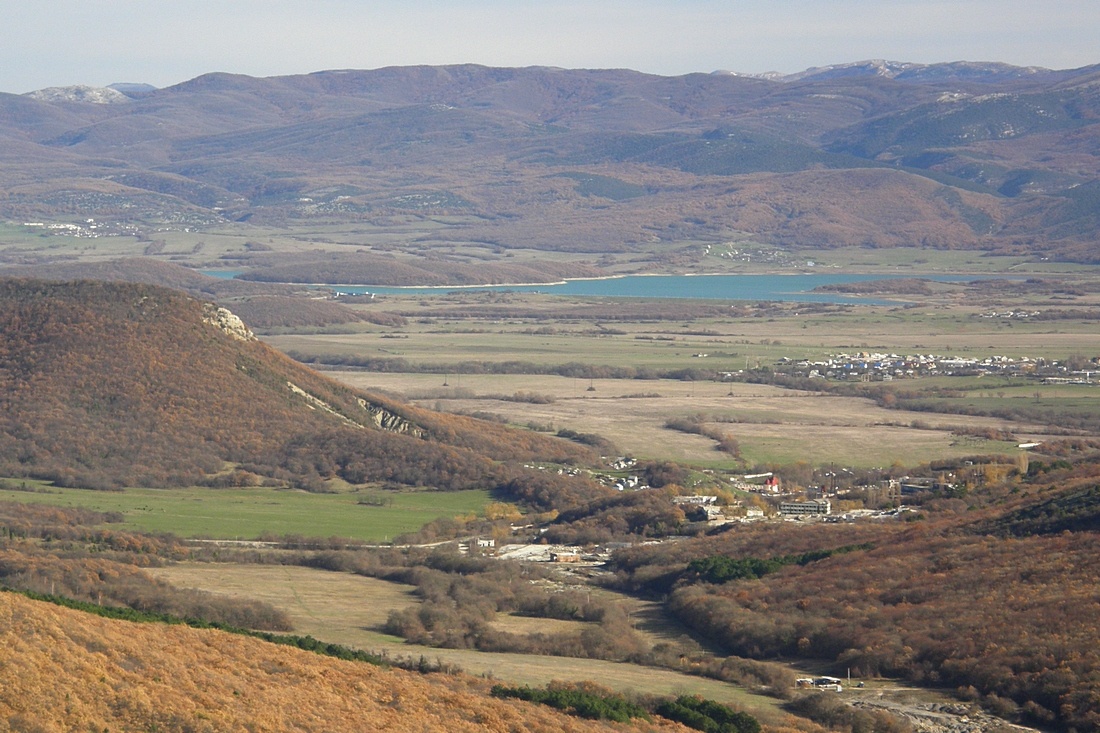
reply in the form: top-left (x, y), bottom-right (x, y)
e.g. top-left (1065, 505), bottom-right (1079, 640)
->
top-left (0, 278), bottom-right (600, 500)
top-left (2, 61), bottom-right (1099, 263)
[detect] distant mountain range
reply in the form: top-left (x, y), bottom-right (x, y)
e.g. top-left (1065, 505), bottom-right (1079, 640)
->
top-left (2, 60), bottom-right (1099, 262)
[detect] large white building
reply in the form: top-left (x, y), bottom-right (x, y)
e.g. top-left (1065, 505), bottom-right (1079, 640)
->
top-left (779, 499), bottom-right (831, 516)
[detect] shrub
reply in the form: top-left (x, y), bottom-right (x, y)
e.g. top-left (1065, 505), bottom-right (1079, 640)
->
top-left (654, 695), bottom-right (760, 733)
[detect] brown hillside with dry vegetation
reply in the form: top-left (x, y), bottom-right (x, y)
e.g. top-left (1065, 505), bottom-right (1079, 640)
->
top-left (0, 591), bottom-right (682, 732)
top-left (0, 278), bottom-right (601, 506)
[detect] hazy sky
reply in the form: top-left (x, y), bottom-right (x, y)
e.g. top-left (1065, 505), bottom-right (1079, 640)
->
top-left (2, 0), bottom-right (1097, 93)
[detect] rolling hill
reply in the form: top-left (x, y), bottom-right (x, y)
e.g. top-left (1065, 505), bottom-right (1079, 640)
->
top-left (0, 590), bottom-right (671, 733)
top-left (0, 61), bottom-right (1097, 268)
top-left (0, 277), bottom-right (601, 504)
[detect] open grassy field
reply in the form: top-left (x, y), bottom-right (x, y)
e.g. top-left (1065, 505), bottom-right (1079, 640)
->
top-left (259, 277), bottom-right (1100, 470)
top-left (0, 484), bottom-right (490, 541)
top-left (278, 304), bottom-right (1100, 363)
top-left (331, 372), bottom-right (1039, 468)
top-left (150, 562), bottom-right (786, 714)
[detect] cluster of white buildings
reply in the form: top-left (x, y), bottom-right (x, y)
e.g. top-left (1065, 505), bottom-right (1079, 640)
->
top-left (22, 218), bottom-right (140, 239)
top-left (779, 352), bottom-right (1057, 381)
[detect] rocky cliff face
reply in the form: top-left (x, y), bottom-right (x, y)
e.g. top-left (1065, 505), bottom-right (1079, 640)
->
top-left (359, 398), bottom-right (425, 438)
top-left (284, 383), bottom-right (425, 438)
top-left (203, 304), bottom-right (255, 341)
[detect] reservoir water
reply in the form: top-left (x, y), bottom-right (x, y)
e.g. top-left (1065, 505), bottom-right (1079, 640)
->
top-left (202, 271), bottom-right (982, 304)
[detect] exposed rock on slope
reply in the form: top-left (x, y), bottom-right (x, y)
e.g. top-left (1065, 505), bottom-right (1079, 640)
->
top-left (202, 303), bottom-right (255, 341)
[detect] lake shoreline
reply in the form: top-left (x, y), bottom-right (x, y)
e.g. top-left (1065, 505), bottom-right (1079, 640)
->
top-left (203, 270), bottom-right (999, 304)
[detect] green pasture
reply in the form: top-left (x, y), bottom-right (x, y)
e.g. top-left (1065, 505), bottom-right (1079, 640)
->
top-left (0, 222), bottom-right (44, 244)
top-left (269, 323), bottom-right (762, 372)
top-left (896, 382), bottom-right (1100, 428)
top-left (783, 246), bottom-right (1028, 273)
top-left (0, 484), bottom-right (490, 541)
top-left (270, 292), bottom-right (1100, 372)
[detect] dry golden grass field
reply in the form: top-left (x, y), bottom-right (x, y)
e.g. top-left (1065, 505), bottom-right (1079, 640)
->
top-left (261, 280), bottom-right (1100, 470)
top-left (150, 563), bottom-right (784, 713)
top-left (0, 591), bottom-right (683, 733)
top-left (330, 372), bottom-right (1044, 467)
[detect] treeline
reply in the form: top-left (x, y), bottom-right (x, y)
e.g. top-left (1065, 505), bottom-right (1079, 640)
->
top-left (813, 278), bottom-right (934, 295)
top-left (225, 295), bottom-right (407, 329)
top-left (655, 695), bottom-right (761, 733)
top-left (888, 396), bottom-right (1100, 433)
top-left (740, 364), bottom-right (1100, 434)
top-left (664, 415), bottom-right (741, 458)
top-left (383, 300), bottom-right (760, 323)
top-left (492, 677), bottom-right (765, 730)
top-left (234, 251), bottom-right (604, 286)
top-left (491, 683), bottom-right (650, 723)
top-left (288, 351), bottom-right (718, 381)
top-left (490, 683), bottom-right (762, 733)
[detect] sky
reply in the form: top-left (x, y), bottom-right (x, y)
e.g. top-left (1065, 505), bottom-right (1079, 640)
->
top-left (2, 0), bottom-right (1098, 94)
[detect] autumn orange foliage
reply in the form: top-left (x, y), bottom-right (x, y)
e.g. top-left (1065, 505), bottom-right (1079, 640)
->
top-left (0, 592), bottom-right (687, 732)
top-left (0, 278), bottom-right (602, 508)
